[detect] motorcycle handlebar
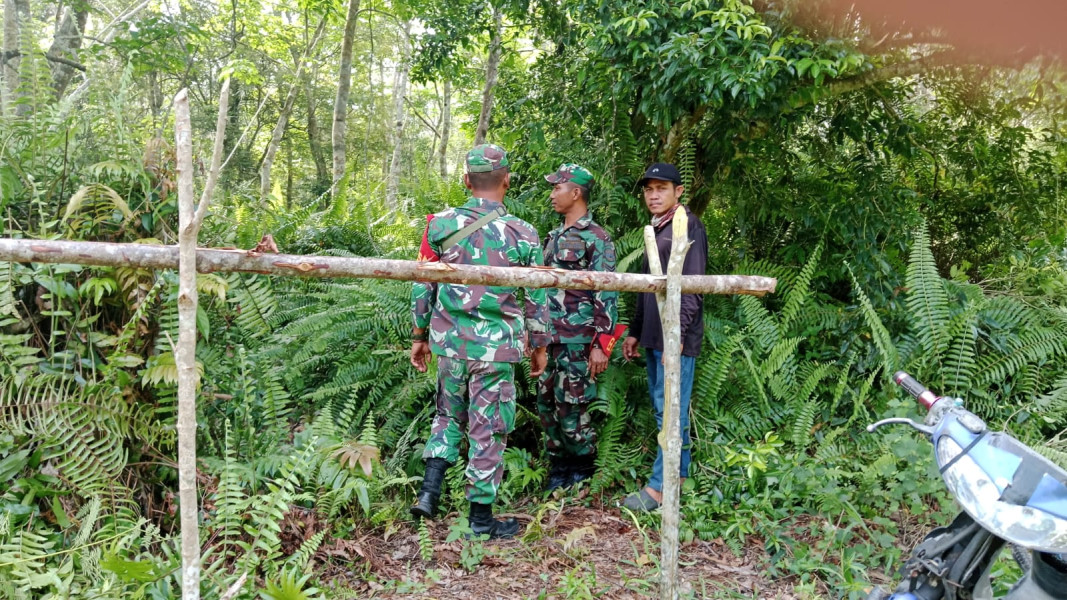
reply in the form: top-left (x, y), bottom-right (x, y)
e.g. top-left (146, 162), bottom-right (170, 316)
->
top-left (893, 371), bottom-right (940, 409)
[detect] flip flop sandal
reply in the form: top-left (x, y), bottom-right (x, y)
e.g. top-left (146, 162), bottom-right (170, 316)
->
top-left (621, 489), bottom-right (661, 511)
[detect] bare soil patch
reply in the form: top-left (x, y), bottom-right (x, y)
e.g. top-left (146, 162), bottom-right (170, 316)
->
top-left (312, 500), bottom-right (801, 599)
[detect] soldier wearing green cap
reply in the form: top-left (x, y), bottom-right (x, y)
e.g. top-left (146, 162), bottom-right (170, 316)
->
top-left (409, 144), bottom-right (550, 539)
top-left (537, 163), bottom-right (619, 492)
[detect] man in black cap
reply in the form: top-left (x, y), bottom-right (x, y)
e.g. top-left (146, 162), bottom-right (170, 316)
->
top-left (621, 163), bottom-right (708, 511)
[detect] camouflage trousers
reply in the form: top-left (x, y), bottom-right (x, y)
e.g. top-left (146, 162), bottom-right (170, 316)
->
top-left (422, 356), bottom-right (516, 505)
top-left (536, 343), bottom-right (597, 459)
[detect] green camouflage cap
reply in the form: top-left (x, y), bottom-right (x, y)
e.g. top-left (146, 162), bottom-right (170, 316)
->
top-left (544, 163), bottom-right (594, 188)
top-left (465, 144), bottom-right (510, 173)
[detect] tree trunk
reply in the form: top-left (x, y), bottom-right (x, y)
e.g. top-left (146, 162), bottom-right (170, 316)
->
top-left (385, 22), bottom-right (412, 209)
top-left (174, 89), bottom-right (201, 600)
top-left (259, 86), bottom-right (295, 201)
top-left (148, 71), bottom-right (164, 119)
top-left (260, 18), bottom-right (326, 201)
top-left (285, 135), bottom-right (294, 208)
top-left (474, 7), bottom-right (502, 145)
top-left (170, 80), bottom-right (228, 600)
top-left (48, 1), bottom-right (89, 98)
top-left (0, 238), bottom-right (776, 297)
top-left (224, 79), bottom-right (242, 155)
top-left (332, 0), bottom-right (361, 186)
top-left (50, 0), bottom-right (149, 119)
top-left (305, 64), bottom-right (328, 185)
top-left (437, 79), bottom-right (451, 178)
top-left (655, 213), bottom-right (692, 600)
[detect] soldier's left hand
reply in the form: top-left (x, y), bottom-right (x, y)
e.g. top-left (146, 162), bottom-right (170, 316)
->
top-left (588, 347), bottom-right (609, 380)
top-left (530, 346), bottom-right (548, 377)
top-left (410, 341), bottom-right (431, 372)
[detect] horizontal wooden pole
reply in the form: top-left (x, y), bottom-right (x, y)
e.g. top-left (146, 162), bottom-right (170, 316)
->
top-left (0, 238), bottom-right (777, 296)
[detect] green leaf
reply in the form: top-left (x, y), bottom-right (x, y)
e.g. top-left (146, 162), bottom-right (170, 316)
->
top-left (0, 449), bottom-right (30, 482)
top-left (197, 304), bottom-right (210, 343)
top-left (51, 496), bottom-right (72, 529)
top-left (100, 554), bottom-right (159, 583)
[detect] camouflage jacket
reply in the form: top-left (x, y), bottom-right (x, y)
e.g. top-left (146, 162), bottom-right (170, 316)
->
top-left (543, 213), bottom-right (618, 346)
top-left (412, 197), bottom-right (550, 362)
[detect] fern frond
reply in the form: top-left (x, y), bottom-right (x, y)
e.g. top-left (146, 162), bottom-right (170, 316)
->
top-left (211, 420), bottom-right (247, 562)
top-left (591, 366), bottom-right (641, 493)
top-left (905, 222), bottom-right (950, 367)
top-left (761, 337), bottom-right (802, 382)
top-left (787, 362), bottom-right (834, 448)
top-left (737, 342), bottom-right (770, 414)
top-left (734, 258), bottom-right (796, 292)
top-left (780, 242), bottom-right (823, 330)
top-left (1035, 445), bottom-right (1067, 471)
top-left (227, 274), bottom-right (277, 338)
top-left (973, 328), bottom-right (1066, 388)
top-left (0, 261), bottom-right (17, 318)
top-left (0, 327), bottom-right (42, 384)
top-left (288, 529), bottom-right (329, 573)
top-left (846, 370), bottom-right (878, 427)
top-left (943, 301), bottom-right (983, 395)
top-left (827, 353), bottom-right (854, 418)
top-left (738, 296), bottom-right (779, 353)
top-left (848, 263), bottom-right (897, 379)
top-left (692, 334), bottom-right (742, 418)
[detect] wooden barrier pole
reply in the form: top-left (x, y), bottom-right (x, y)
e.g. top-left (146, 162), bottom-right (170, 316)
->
top-left (0, 238), bottom-right (776, 297)
top-left (174, 88), bottom-right (201, 600)
top-left (174, 80), bottom-right (229, 600)
top-left (658, 210), bottom-right (691, 600)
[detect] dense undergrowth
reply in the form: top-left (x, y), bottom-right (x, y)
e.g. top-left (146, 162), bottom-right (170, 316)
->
top-left (3, 1), bottom-right (1067, 599)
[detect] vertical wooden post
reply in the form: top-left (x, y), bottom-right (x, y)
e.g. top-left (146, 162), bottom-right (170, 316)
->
top-left (174, 88), bottom-right (201, 600)
top-left (646, 211), bottom-right (691, 600)
top-left (174, 80), bottom-right (229, 600)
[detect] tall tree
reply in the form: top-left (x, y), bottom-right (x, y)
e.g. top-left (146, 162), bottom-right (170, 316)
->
top-left (437, 78), bottom-right (451, 177)
top-left (474, 5), bottom-right (502, 145)
top-left (305, 64), bottom-right (328, 185)
top-left (48, 1), bottom-right (90, 98)
top-left (386, 22), bottom-right (412, 208)
top-left (260, 17), bottom-right (326, 201)
top-left (332, 0), bottom-right (361, 187)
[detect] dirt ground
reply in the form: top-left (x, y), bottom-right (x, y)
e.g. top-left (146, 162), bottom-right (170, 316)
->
top-left (311, 499), bottom-right (803, 599)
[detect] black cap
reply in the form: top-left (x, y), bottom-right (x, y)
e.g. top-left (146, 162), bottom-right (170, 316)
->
top-left (639, 163), bottom-right (681, 187)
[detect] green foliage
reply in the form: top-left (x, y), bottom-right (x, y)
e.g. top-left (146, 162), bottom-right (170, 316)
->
top-left (418, 519), bottom-right (434, 562)
top-left (589, 363), bottom-right (649, 493)
top-left (260, 568), bottom-right (323, 600)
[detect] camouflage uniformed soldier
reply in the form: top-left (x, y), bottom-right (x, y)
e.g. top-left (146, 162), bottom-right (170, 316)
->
top-left (537, 163), bottom-right (619, 491)
top-left (409, 144), bottom-right (549, 539)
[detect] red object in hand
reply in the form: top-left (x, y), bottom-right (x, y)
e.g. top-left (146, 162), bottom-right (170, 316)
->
top-left (417, 215), bottom-right (439, 262)
top-left (595, 324), bottom-right (629, 355)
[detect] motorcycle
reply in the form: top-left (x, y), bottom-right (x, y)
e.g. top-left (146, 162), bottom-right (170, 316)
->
top-left (864, 371), bottom-right (1067, 599)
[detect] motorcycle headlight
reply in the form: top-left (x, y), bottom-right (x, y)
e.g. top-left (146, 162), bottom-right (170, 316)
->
top-left (937, 436), bottom-right (1067, 553)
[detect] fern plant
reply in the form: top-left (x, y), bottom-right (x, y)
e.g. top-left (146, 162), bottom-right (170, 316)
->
top-left (852, 221), bottom-right (1067, 455)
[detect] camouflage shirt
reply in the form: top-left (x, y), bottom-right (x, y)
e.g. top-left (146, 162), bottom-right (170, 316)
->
top-left (412, 197), bottom-right (550, 362)
top-left (543, 213), bottom-right (618, 345)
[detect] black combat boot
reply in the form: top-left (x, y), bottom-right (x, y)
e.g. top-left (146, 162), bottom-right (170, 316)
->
top-left (570, 454), bottom-right (597, 486)
top-left (410, 458), bottom-right (449, 519)
top-left (546, 457), bottom-right (572, 492)
top-left (468, 502), bottom-right (520, 539)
